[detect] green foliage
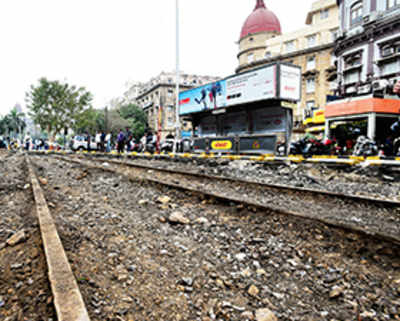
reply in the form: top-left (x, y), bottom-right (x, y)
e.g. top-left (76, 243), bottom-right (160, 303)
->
top-left (74, 108), bottom-right (105, 134)
top-left (26, 78), bottom-right (93, 136)
top-left (118, 104), bottom-right (147, 139)
top-left (0, 108), bottom-right (26, 137)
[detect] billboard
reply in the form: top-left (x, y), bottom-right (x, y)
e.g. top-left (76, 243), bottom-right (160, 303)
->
top-left (179, 80), bottom-right (227, 115)
top-left (226, 65), bottom-right (276, 106)
top-left (179, 63), bottom-right (301, 116)
top-left (279, 64), bottom-right (301, 101)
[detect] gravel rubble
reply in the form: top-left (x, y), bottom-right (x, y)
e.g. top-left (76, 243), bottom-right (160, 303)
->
top-left (29, 154), bottom-right (400, 321)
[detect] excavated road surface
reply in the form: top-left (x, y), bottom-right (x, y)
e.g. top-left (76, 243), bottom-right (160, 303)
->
top-left (0, 153), bottom-right (55, 320)
top-left (29, 155), bottom-right (400, 321)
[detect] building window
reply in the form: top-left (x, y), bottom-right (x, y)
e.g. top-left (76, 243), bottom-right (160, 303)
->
top-left (344, 71), bottom-right (360, 84)
top-left (265, 51), bottom-right (271, 59)
top-left (285, 41), bottom-right (295, 53)
top-left (307, 34), bottom-right (317, 48)
top-left (344, 52), bottom-right (362, 69)
top-left (167, 117), bottom-right (174, 127)
top-left (306, 100), bottom-right (315, 109)
top-left (350, 2), bottom-right (363, 26)
top-left (307, 56), bottom-right (316, 71)
top-left (167, 105), bottom-right (174, 114)
top-left (247, 53), bottom-right (254, 63)
top-left (249, 37), bottom-right (254, 42)
top-left (380, 60), bottom-right (399, 76)
top-left (168, 89), bottom-right (173, 97)
top-left (306, 77), bottom-right (316, 93)
top-left (388, 0), bottom-right (400, 9)
top-left (320, 9), bottom-right (329, 19)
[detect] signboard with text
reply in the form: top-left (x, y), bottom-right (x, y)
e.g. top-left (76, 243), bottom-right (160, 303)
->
top-left (179, 63), bottom-right (301, 116)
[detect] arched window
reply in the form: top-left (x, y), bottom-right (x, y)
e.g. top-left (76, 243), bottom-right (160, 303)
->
top-left (350, 1), bottom-right (363, 26)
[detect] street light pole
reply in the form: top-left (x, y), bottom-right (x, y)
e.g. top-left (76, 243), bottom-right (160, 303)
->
top-left (173, 0), bottom-right (180, 153)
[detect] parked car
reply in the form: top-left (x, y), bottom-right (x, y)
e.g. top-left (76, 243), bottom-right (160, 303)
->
top-left (69, 135), bottom-right (98, 151)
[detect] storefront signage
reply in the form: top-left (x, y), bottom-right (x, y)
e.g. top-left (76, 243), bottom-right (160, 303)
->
top-left (211, 140), bottom-right (233, 150)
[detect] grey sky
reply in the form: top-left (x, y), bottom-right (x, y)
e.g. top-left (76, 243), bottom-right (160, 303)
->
top-left (0, 0), bottom-right (314, 115)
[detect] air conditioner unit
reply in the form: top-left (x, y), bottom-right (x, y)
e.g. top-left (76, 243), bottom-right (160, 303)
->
top-left (372, 79), bottom-right (389, 90)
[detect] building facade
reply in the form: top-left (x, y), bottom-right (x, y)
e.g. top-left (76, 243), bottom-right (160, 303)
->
top-left (324, 0), bottom-right (400, 141)
top-left (335, 0), bottom-right (400, 96)
top-left (237, 0), bottom-right (339, 129)
top-left (133, 72), bottom-right (220, 139)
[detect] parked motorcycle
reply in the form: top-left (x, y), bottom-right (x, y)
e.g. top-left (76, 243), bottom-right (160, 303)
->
top-left (353, 136), bottom-right (378, 157)
top-left (160, 138), bottom-right (175, 153)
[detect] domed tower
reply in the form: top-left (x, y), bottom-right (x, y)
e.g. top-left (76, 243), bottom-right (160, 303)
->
top-left (237, 0), bottom-right (281, 72)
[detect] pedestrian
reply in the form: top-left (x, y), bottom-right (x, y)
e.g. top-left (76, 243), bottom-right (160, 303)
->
top-left (100, 131), bottom-right (106, 152)
top-left (24, 133), bottom-right (31, 151)
top-left (125, 127), bottom-right (133, 152)
top-left (117, 129), bottom-right (125, 154)
top-left (86, 132), bottom-right (91, 151)
top-left (95, 131), bottom-right (102, 151)
top-left (105, 132), bottom-right (111, 153)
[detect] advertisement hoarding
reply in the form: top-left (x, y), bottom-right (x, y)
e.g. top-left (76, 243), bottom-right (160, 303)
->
top-left (279, 64), bottom-right (301, 101)
top-left (179, 81), bottom-right (227, 115)
top-left (179, 63), bottom-right (301, 116)
top-left (226, 65), bottom-right (276, 106)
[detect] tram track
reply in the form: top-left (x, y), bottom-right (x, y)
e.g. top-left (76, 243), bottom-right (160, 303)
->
top-left (51, 154), bottom-right (400, 245)
top-left (25, 153), bottom-right (400, 320)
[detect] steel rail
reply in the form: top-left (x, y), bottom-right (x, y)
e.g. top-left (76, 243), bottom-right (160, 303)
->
top-left (78, 154), bottom-right (400, 207)
top-left (50, 155), bottom-right (400, 245)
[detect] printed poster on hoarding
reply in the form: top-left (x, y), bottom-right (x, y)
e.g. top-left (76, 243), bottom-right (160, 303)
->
top-left (226, 65), bottom-right (276, 106)
top-left (251, 106), bottom-right (286, 134)
top-left (179, 80), bottom-right (227, 115)
top-left (279, 65), bottom-right (301, 101)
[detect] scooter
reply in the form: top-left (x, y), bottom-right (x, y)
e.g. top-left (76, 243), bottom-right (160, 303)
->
top-left (160, 138), bottom-right (175, 153)
top-left (353, 136), bottom-right (378, 157)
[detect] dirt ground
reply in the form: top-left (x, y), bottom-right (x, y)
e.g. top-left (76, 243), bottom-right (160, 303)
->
top-left (0, 152), bottom-right (55, 321)
top-left (29, 154), bottom-right (400, 321)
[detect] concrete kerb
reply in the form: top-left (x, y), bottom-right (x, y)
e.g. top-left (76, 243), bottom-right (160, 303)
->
top-left (26, 156), bottom-right (91, 321)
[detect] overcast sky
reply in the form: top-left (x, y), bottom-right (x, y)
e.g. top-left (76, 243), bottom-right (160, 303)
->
top-left (0, 0), bottom-right (315, 115)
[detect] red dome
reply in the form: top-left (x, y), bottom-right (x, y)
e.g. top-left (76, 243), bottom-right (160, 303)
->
top-left (240, 0), bottom-right (281, 40)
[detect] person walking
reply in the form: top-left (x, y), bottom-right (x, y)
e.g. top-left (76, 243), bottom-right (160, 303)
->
top-left (95, 131), bottom-right (102, 151)
top-left (117, 129), bottom-right (125, 154)
top-left (24, 133), bottom-right (31, 151)
top-left (86, 132), bottom-right (91, 151)
top-left (125, 127), bottom-right (133, 152)
top-left (105, 132), bottom-right (111, 153)
top-left (100, 131), bottom-right (106, 152)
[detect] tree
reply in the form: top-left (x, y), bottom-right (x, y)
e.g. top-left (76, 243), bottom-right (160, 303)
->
top-left (6, 108), bottom-right (26, 138)
top-left (26, 78), bottom-right (93, 137)
top-left (118, 103), bottom-right (147, 139)
top-left (74, 108), bottom-right (105, 134)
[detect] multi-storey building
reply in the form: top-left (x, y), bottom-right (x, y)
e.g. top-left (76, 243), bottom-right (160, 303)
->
top-left (324, 0), bottom-right (400, 140)
top-left (133, 72), bottom-right (220, 139)
top-left (237, 0), bottom-right (339, 129)
top-left (335, 0), bottom-right (400, 95)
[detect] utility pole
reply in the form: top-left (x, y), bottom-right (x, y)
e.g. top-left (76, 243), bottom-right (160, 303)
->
top-left (105, 106), bottom-right (109, 133)
top-left (173, 0), bottom-right (180, 153)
